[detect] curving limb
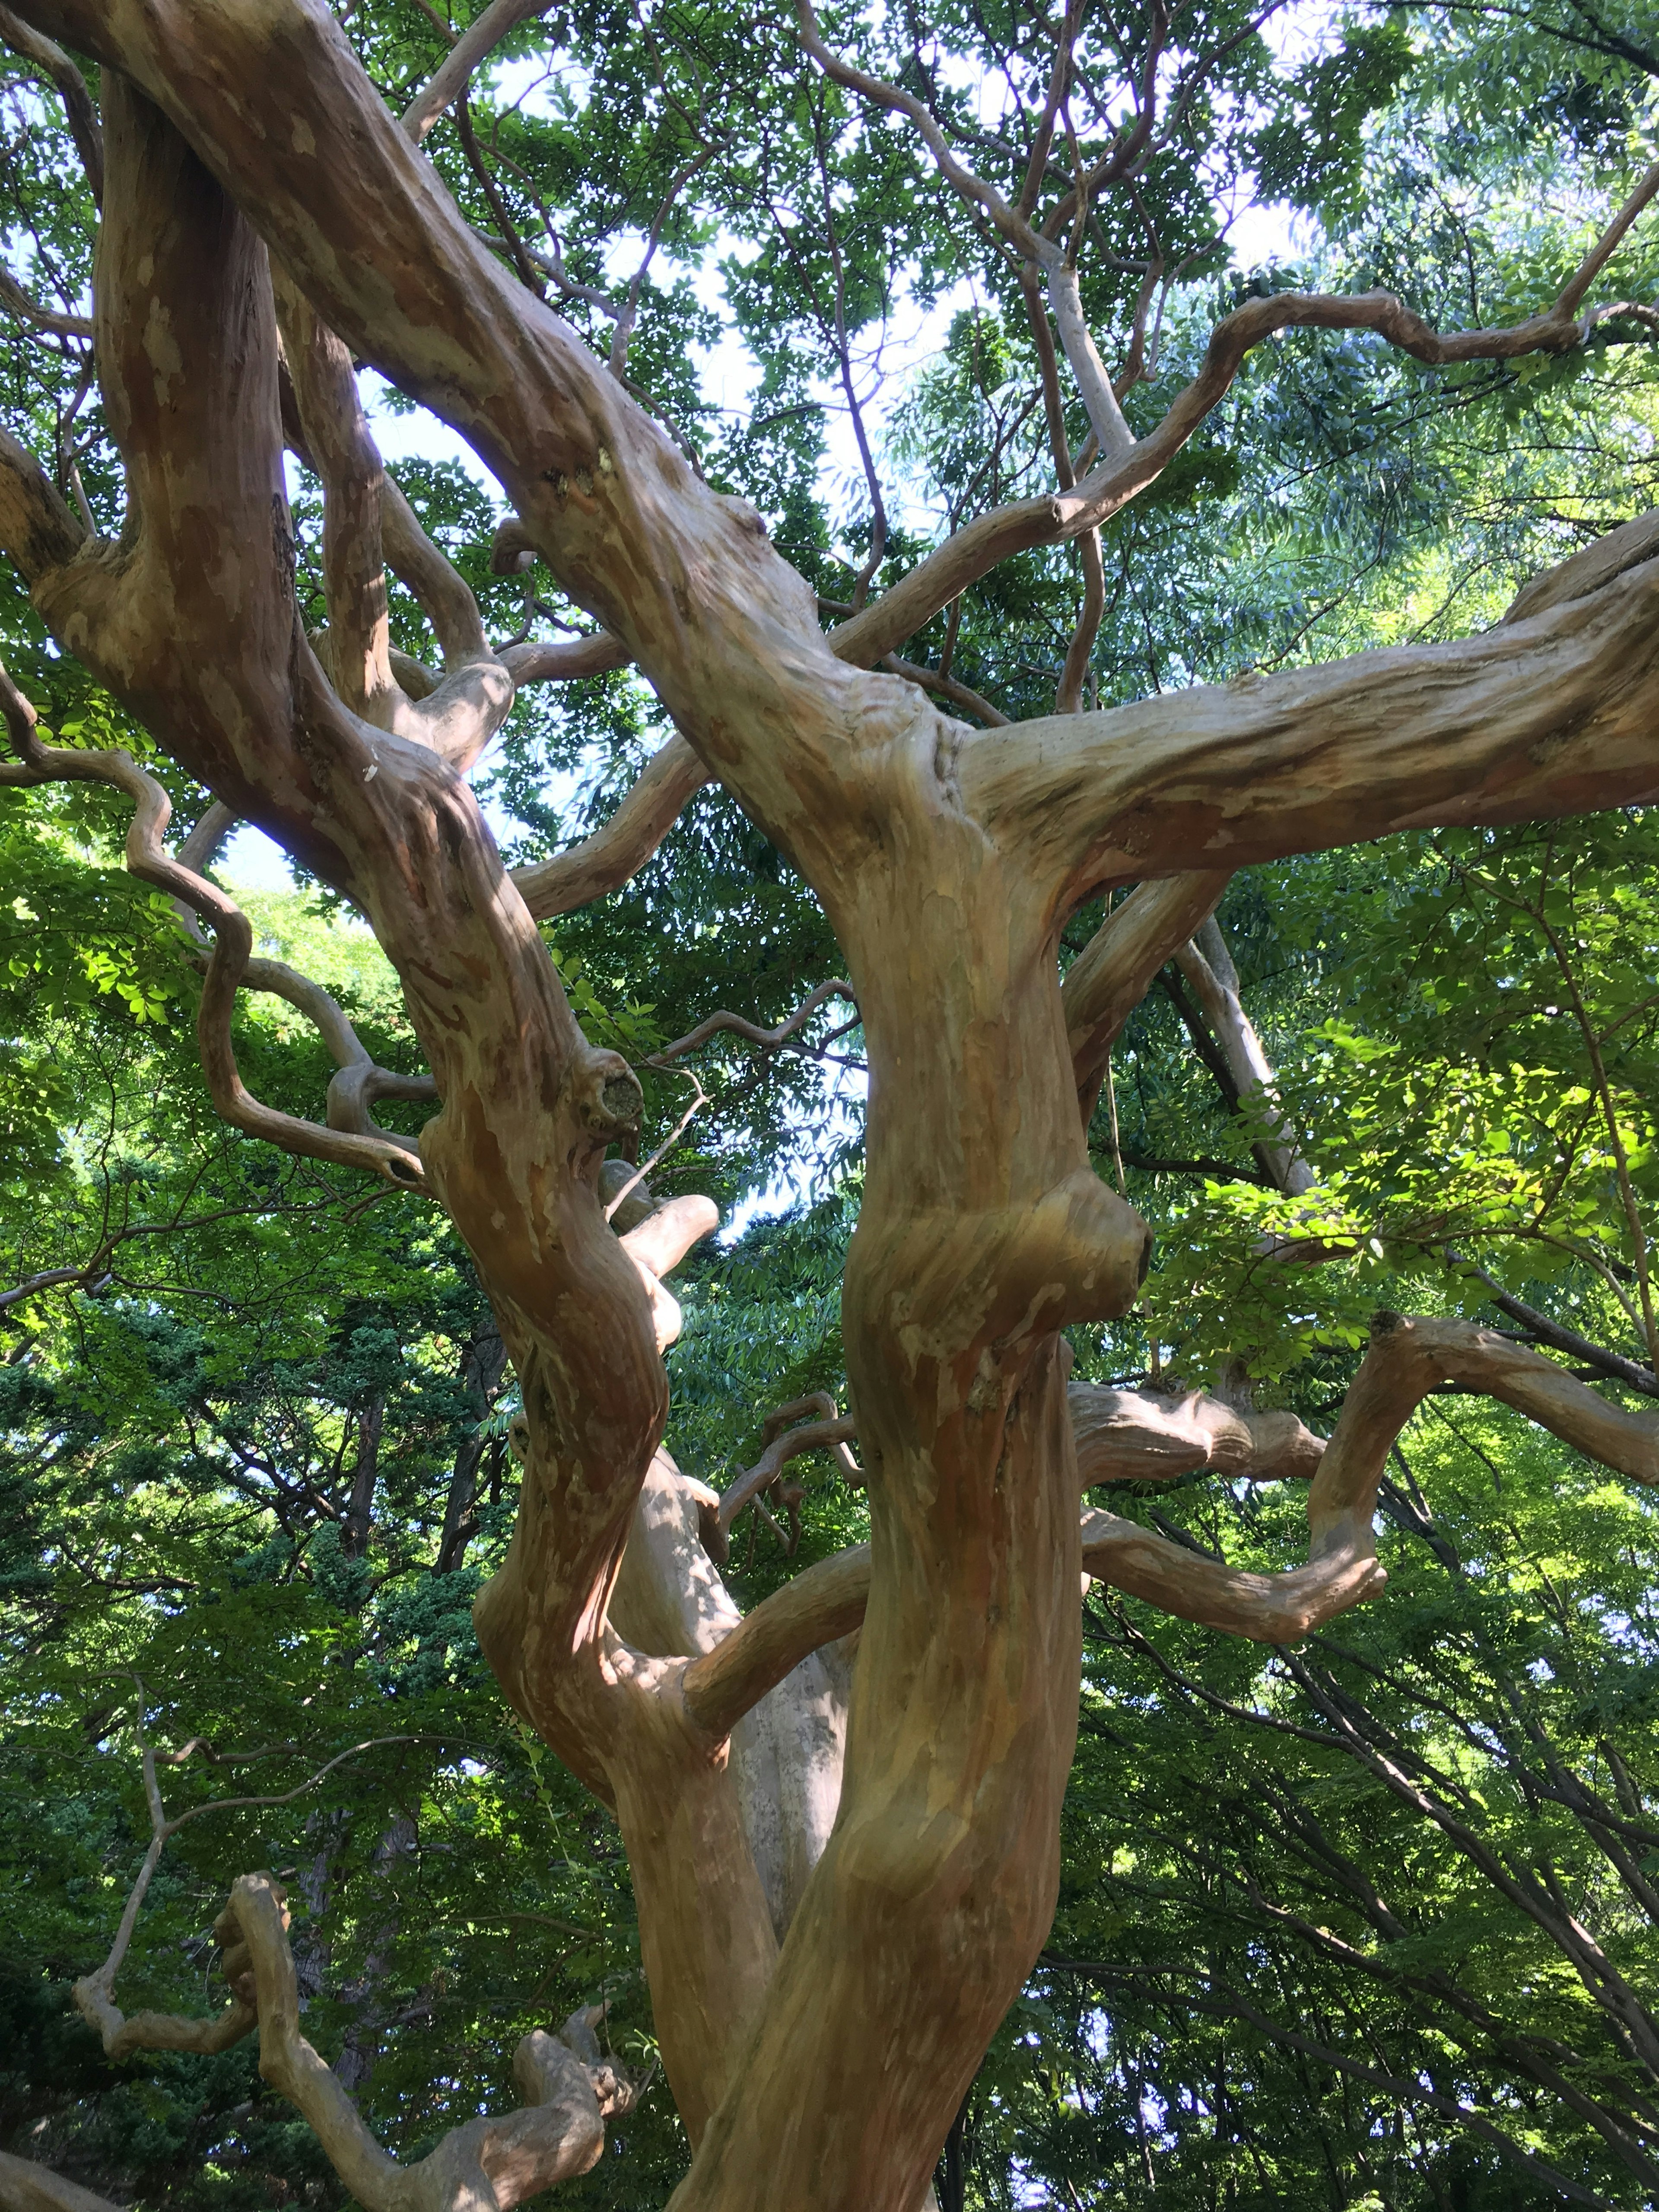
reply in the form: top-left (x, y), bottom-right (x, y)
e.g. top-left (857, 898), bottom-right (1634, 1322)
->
top-left (648, 979), bottom-right (858, 1068)
top-left (55, 1716), bottom-right (629, 2212)
top-left (0, 266), bottom-right (91, 339)
top-left (682, 1317), bottom-right (1659, 1730)
top-left (0, 2), bottom-right (102, 196)
top-left (833, 210), bottom-right (1659, 669)
top-left (711, 1401), bottom-right (862, 1561)
top-left (1084, 1313), bottom-right (1659, 1641)
top-left (1063, 871), bottom-right (1231, 1122)
top-left (0, 669), bottom-right (431, 1186)
top-left (682, 1542), bottom-right (872, 1741)
top-left (401, 0), bottom-right (557, 146)
top-left (274, 273), bottom-right (512, 769)
top-left (511, 733), bottom-right (709, 920)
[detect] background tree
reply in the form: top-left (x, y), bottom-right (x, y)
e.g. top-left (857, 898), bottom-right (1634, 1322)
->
top-left (2, 0), bottom-right (1659, 2207)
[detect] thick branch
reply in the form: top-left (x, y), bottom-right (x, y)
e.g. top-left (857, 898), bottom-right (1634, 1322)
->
top-left (510, 733), bottom-right (708, 919)
top-left (1070, 1381), bottom-right (1325, 1488)
top-left (0, 2155), bottom-right (120, 2212)
top-left (957, 521), bottom-right (1659, 903)
top-left (0, 425), bottom-right (83, 581)
top-left (683, 1318), bottom-right (1659, 1728)
top-left (0, 266), bottom-right (91, 338)
top-left (681, 1542), bottom-right (871, 1739)
top-left (1063, 871), bottom-right (1230, 1119)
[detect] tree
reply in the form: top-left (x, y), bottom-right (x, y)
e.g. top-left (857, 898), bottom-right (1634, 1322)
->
top-left (3, 1), bottom-right (1659, 2206)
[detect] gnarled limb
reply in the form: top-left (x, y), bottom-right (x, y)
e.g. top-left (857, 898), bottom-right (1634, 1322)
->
top-left (229, 1873), bottom-right (622, 2210)
top-left (1070, 1381), bottom-right (1325, 1488)
top-left (511, 733), bottom-right (708, 920)
top-left (1063, 871), bottom-right (1231, 1121)
top-left (1086, 1313), bottom-right (1659, 1641)
top-left (0, 667), bottom-right (429, 1185)
top-left (648, 978), bottom-right (857, 1067)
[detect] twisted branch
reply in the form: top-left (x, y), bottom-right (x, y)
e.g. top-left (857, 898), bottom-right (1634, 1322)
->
top-left (0, 669), bottom-right (431, 1186)
top-left (682, 1316), bottom-right (1659, 1732)
top-left (511, 733), bottom-right (709, 920)
top-left (833, 169), bottom-right (1659, 667)
top-left (648, 979), bottom-right (857, 1067)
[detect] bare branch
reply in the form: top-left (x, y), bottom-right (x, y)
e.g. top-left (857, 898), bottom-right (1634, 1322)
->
top-left (231, 1872), bottom-right (620, 2209)
top-left (401, 0), bottom-right (556, 145)
top-left (0, 668), bottom-right (430, 1188)
top-left (498, 632), bottom-right (630, 683)
top-left (795, 0), bottom-right (1040, 260)
top-left (1054, 526), bottom-right (1105, 713)
top-left (1173, 920), bottom-right (1312, 1196)
top-left (510, 734), bottom-right (708, 920)
top-left (648, 978), bottom-right (857, 1067)
top-left (834, 251), bottom-right (1659, 667)
top-left (0, 266), bottom-right (90, 338)
top-left (1084, 1313), bottom-right (1659, 1643)
top-left (1451, 1252), bottom-right (1659, 1398)
top-left (712, 1412), bottom-right (860, 1557)
top-left (275, 277), bottom-right (511, 768)
top-left (683, 1316), bottom-right (1659, 1732)
top-left (1063, 872), bottom-right (1231, 1119)
top-left (883, 654), bottom-right (1008, 726)
top-left (0, 2), bottom-right (103, 196)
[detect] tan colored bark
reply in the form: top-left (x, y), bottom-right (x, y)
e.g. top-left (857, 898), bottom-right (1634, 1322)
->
top-left (8, 10), bottom-right (1659, 2207)
top-left (0, 2154), bottom-right (120, 2212)
top-left (1173, 918), bottom-right (1314, 1195)
top-left (1063, 871), bottom-right (1231, 1120)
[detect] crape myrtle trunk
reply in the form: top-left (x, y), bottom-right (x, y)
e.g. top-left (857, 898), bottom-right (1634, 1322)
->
top-left (10, 5), bottom-right (1659, 2206)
